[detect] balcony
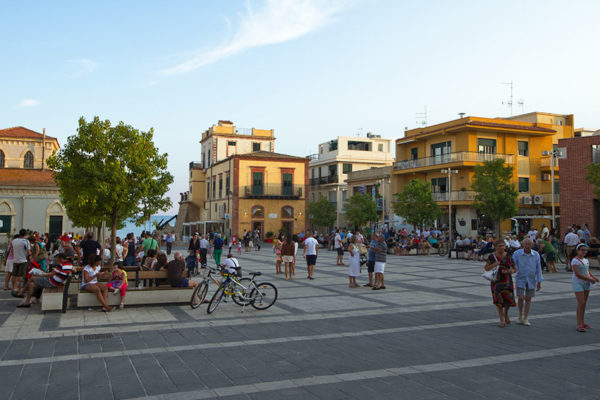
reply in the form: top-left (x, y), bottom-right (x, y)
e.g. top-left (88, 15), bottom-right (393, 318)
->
top-left (309, 175), bottom-right (339, 186)
top-left (432, 191), bottom-right (476, 202)
top-left (542, 193), bottom-right (560, 203)
top-left (242, 185), bottom-right (303, 199)
top-left (540, 157), bottom-right (558, 170)
top-left (393, 152), bottom-right (515, 172)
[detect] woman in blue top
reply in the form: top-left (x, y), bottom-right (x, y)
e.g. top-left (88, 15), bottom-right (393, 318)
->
top-left (571, 243), bottom-right (599, 332)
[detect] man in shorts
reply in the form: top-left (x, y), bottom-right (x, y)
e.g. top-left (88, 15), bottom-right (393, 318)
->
top-left (303, 231), bottom-right (319, 280)
top-left (166, 252), bottom-right (199, 290)
top-left (334, 229), bottom-right (344, 266)
top-left (17, 253), bottom-right (73, 308)
top-left (372, 233), bottom-right (387, 290)
top-left (11, 229), bottom-right (31, 298)
top-left (512, 238), bottom-right (543, 326)
top-left (364, 233), bottom-right (377, 287)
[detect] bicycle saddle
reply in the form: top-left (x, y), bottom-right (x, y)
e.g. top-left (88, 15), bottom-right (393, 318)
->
top-left (250, 271), bottom-right (262, 276)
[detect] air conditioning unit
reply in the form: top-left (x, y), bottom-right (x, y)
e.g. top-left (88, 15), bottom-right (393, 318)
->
top-left (522, 196), bottom-right (533, 205)
top-left (533, 195), bottom-right (543, 205)
top-left (542, 173), bottom-right (551, 181)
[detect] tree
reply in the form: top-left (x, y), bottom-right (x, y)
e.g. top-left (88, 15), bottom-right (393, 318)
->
top-left (344, 193), bottom-right (378, 229)
top-left (585, 163), bottom-right (600, 199)
top-left (307, 196), bottom-right (337, 230)
top-left (471, 159), bottom-right (518, 237)
top-left (47, 116), bottom-right (173, 262)
top-left (392, 179), bottom-right (441, 229)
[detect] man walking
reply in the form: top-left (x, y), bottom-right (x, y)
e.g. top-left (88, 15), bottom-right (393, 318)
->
top-left (512, 238), bottom-right (543, 326)
top-left (303, 231), bottom-right (319, 280)
top-left (11, 229), bottom-right (31, 298)
top-left (165, 233), bottom-right (174, 255)
top-left (334, 229), bottom-right (344, 266)
top-left (372, 233), bottom-right (387, 290)
top-left (199, 234), bottom-right (209, 267)
top-left (213, 234), bottom-right (224, 266)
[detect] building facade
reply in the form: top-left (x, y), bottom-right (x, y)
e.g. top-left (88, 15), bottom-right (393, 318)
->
top-left (309, 134), bottom-right (393, 227)
top-left (558, 134), bottom-right (600, 236)
top-left (0, 127), bottom-right (85, 244)
top-left (393, 113), bottom-right (574, 236)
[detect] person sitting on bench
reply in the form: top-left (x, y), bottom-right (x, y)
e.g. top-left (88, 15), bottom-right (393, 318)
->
top-left (17, 253), bottom-right (73, 308)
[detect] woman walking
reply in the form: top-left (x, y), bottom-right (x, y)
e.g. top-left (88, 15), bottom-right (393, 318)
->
top-left (281, 236), bottom-right (295, 280)
top-left (274, 234), bottom-right (284, 274)
top-left (571, 243), bottom-right (599, 332)
top-left (347, 236), bottom-right (360, 287)
top-left (484, 239), bottom-right (516, 327)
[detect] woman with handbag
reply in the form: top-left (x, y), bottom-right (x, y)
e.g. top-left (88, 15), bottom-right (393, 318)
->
top-left (484, 239), bottom-right (516, 327)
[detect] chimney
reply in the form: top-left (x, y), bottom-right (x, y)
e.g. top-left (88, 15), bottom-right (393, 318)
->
top-left (42, 128), bottom-right (46, 170)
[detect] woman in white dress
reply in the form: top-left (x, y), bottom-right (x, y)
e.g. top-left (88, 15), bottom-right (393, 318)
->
top-left (348, 236), bottom-right (361, 288)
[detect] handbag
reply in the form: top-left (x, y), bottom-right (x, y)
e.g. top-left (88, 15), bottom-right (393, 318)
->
top-left (481, 254), bottom-right (499, 282)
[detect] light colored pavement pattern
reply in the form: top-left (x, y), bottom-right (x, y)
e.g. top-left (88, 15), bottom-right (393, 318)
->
top-left (1, 249), bottom-right (600, 399)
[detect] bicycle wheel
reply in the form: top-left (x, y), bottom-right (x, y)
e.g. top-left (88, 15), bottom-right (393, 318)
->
top-left (207, 282), bottom-right (227, 314)
top-left (438, 243), bottom-right (447, 257)
top-left (249, 282), bottom-right (278, 310)
top-left (232, 277), bottom-right (252, 306)
top-left (190, 281), bottom-right (208, 309)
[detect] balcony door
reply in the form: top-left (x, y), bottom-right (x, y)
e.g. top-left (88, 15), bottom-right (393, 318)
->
top-left (477, 138), bottom-right (497, 161)
top-left (252, 172), bottom-right (264, 195)
top-left (282, 173), bottom-right (293, 196)
top-left (431, 141), bottom-right (451, 165)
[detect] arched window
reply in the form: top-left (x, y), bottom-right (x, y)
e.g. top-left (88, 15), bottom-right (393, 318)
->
top-left (252, 206), bottom-right (264, 218)
top-left (24, 151), bottom-right (34, 169)
top-left (0, 150), bottom-right (4, 168)
top-left (282, 206), bottom-right (294, 218)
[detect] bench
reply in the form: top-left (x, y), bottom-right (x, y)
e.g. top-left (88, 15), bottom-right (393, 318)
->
top-left (41, 269), bottom-right (191, 312)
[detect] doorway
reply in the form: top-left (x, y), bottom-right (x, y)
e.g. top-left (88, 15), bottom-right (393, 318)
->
top-left (252, 221), bottom-right (263, 239)
top-left (49, 215), bottom-right (63, 237)
top-left (282, 221), bottom-right (293, 236)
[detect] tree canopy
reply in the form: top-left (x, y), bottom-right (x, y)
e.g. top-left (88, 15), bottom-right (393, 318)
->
top-left (392, 179), bottom-right (440, 229)
top-left (307, 196), bottom-right (337, 230)
top-left (344, 193), bottom-right (378, 229)
top-left (471, 159), bottom-right (518, 236)
top-left (585, 163), bottom-right (600, 199)
top-left (47, 116), bottom-right (173, 261)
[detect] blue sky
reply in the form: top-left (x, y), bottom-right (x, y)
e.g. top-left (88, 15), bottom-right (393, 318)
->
top-left (2, 0), bottom-right (599, 214)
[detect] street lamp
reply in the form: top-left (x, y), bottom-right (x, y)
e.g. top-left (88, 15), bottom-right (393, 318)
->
top-left (441, 168), bottom-right (459, 258)
top-left (542, 149), bottom-right (558, 229)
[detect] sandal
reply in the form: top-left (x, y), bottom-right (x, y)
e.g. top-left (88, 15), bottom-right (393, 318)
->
top-left (576, 326), bottom-right (586, 333)
top-left (583, 324), bottom-right (592, 329)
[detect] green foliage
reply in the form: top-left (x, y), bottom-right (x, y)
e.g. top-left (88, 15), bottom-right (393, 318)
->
top-left (471, 159), bottom-right (518, 235)
top-left (585, 163), bottom-right (600, 199)
top-left (344, 193), bottom-right (378, 228)
top-left (47, 116), bottom-right (173, 261)
top-left (307, 196), bottom-right (337, 229)
top-left (392, 179), bottom-right (441, 229)
top-left (265, 231), bottom-right (274, 239)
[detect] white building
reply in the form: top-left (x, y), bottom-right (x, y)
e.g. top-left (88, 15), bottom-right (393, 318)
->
top-left (309, 133), bottom-right (393, 227)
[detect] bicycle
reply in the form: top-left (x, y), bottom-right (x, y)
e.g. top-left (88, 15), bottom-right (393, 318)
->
top-left (190, 266), bottom-right (223, 309)
top-left (438, 240), bottom-right (448, 257)
top-left (207, 271), bottom-right (277, 314)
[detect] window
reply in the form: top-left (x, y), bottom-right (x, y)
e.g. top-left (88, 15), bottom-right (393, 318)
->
top-left (252, 172), bottom-right (264, 195)
top-left (518, 177), bottom-right (529, 193)
top-left (202, 153), bottom-right (205, 169)
top-left (282, 173), bottom-right (293, 195)
top-left (228, 141), bottom-right (236, 146)
top-left (226, 174), bottom-right (230, 195)
top-left (342, 163), bottom-right (352, 173)
top-left (252, 206), bottom-right (264, 218)
top-left (378, 144), bottom-right (383, 152)
top-left (431, 177), bottom-right (447, 193)
top-left (328, 140), bottom-right (338, 151)
top-left (207, 150), bottom-right (211, 166)
top-left (477, 139), bottom-right (496, 154)
top-left (282, 206), bottom-right (293, 218)
top-left (252, 142), bottom-right (261, 152)
top-left (431, 141), bottom-right (451, 159)
top-left (410, 147), bottom-right (418, 160)
top-left (218, 176), bottom-right (223, 198)
top-left (518, 141), bottom-right (529, 156)
top-left (0, 150), bottom-right (4, 168)
top-left (471, 219), bottom-right (478, 231)
top-left (207, 182), bottom-right (210, 199)
top-left (24, 151), bottom-right (34, 169)
top-left (593, 145), bottom-right (600, 163)
top-left (212, 177), bottom-right (216, 198)
top-left (328, 164), bottom-right (337, 177)
top-left (347, 141), bottom-right (371, 151)
top-left (0, 215), bottom-right (10, 233)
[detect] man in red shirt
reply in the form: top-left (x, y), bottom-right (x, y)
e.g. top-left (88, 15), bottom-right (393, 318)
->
top-left (17, 253), bottom-right (74, 308)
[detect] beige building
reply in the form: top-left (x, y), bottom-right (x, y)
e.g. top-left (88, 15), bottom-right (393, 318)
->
top-left (309, 133), bottom-right (393, 227)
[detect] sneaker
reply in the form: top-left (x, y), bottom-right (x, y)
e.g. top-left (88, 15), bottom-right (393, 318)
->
top-left (517, 317), bottom-right (524, 325)
top-left (523, 319), bottom-right (531, 326)
top-left (112, 289), bottom-right (119, 295)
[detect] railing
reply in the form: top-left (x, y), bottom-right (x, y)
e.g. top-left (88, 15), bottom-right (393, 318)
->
top-left (540, 157), bottom-right (557, 168)
top-left (393, 152), bottom-right (515, 171)
top-left (309, 176), bottom-right (339, 185)
top-left (432, 191), bottom-right (476, 202)
top-left (542, 193), bottom-right (560, 203)
top-left (242, 185), bottom-right (303, 198)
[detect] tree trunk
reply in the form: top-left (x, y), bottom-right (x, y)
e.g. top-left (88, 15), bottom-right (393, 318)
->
top-left (110, 208), bottom-right (118, 265)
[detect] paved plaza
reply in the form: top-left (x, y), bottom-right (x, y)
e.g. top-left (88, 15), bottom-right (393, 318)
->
top-left (1, 249), bottom-right (600, 399)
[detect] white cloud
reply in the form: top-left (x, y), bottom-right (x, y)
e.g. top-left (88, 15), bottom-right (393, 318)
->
top-left (70, 58), bottom-right (98, 75)
top-left (18, 99), bottom-right (40, 107)
top-left (163, 0), bottom-right (347, 75)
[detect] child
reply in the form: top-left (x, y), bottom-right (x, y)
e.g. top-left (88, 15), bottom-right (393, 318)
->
top-left (185, 251), bottom-right (198, 276)
top-left (237, 238), bottom-right (242, 255)
top-left (106, 264), bottom-right (127, 309)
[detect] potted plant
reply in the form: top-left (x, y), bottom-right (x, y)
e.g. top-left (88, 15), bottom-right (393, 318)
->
top-left (265, 231), bottom-right (274, 243)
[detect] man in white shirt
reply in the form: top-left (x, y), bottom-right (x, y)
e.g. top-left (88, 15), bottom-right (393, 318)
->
top-left (199, 235), bottom-right (210, 267)
top-left (527, 228), bottom-right (538, 241)
top-left (222, 254), bottom-right (241, 275)
top-left (564, 228), bottom-right (581, 271)
top-left (334, 230), bottom-right (344, 266)
top-left (11, 229), bottom-right (31, 298)
top-left (540, 224), bottom-right (549, 240)
top-left (303, 231), bottom-right (319, 280)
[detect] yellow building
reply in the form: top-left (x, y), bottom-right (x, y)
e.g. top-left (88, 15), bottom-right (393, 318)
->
top-left (392, 112), bottom-right (574, 236)
top-left (176, 121), bottom-right (308, 240)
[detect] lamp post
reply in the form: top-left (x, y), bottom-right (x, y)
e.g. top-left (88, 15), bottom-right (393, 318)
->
top-left (542, 149), bottom-right (558, 229)
top-left (441, 168), bottom-right (458, 258)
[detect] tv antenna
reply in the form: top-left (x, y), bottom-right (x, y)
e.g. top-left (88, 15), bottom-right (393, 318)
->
top-left (517, 99), bottom-right (525, 113)
top-left (458, 112), bottom-right (466, 119)
top-left (356, 127), bottom-right (363, 137)
top-left (501, 81), bottom-right (514, 115)
top-left (416, 106), bottom-right (427, 127)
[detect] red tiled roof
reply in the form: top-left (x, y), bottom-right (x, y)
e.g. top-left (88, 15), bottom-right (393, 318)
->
top-left (0, 168), bottom-right (57, 187)
top-left (0, 126), bottom-right (57, 140)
